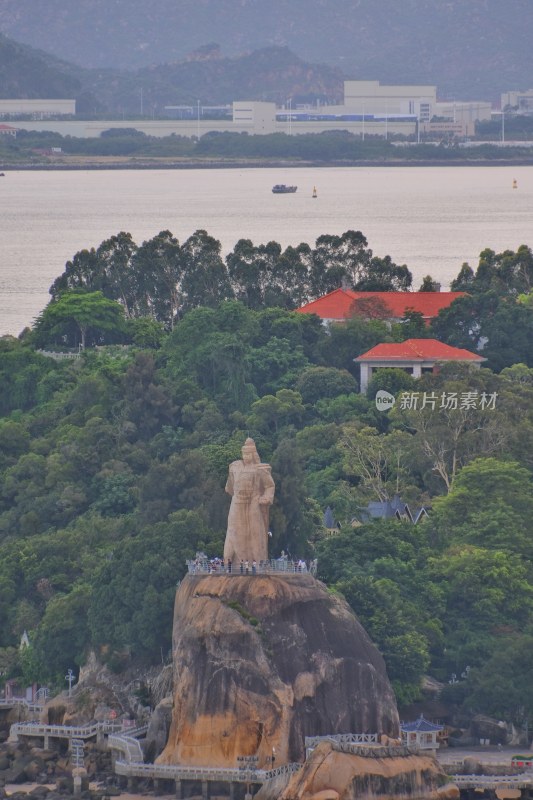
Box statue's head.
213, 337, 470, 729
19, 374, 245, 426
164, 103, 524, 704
242, 437, 260, 465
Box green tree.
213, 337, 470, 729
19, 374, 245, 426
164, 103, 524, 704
296, 366, 357, 404
33, 291, 125, 349
129, 230, 184, 328
181, 229, 232, 311
428, 545, 533, 676
339, 426, 413, 501
418, 275, 440, 291
311, 230, 371, 295
366, 367, 415, 400
226, 239, 282, 309
33, 582, 92, 683
247, 389, 305, 434
431, 457, 533, 557
317, 315, 391, 376
87, 510, 217, 659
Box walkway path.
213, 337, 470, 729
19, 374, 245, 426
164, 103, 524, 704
12, 720, 531, 796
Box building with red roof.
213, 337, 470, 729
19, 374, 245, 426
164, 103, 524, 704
295, 288, 465, 325
0, 123, 18, 137
355, 338, 486, 392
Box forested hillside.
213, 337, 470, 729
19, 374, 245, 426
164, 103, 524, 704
0, 34, 342, 113
1, 232, 533, 725
1, 0, 531, 100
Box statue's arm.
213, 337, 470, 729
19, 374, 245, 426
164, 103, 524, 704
258, 466, 275, 505
225, 464, 235, 497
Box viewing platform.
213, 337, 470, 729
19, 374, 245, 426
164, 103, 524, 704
186, 557, 317, 576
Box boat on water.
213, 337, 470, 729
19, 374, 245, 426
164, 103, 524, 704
272, 184, 297, 194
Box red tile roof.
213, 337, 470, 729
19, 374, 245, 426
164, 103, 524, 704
295, 288, 465, 321
355, 339, 485, 362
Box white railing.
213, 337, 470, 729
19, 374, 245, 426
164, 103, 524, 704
113, 758, 301, 784
0, 698, 44, 713
305, 733, 379, 748
108, 730, 147, 763
186, 559, 314, 576
11, 720, 124, 741
450, 774, 533, 788
37, 350, 81, 360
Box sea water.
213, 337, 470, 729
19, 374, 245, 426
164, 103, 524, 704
1, 165, 532, 336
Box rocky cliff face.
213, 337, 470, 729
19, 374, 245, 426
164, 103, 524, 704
157, 574, 399, 767
273, 740, 456, 800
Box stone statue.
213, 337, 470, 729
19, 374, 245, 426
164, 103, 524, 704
223, 438, 275, 564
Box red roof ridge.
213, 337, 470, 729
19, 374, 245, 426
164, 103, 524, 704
355, 337, 485, 362
296, 290, 465, 321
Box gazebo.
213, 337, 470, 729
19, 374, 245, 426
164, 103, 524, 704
401, 714, 443, 751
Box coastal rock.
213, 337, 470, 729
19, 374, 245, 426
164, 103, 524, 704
158, 574, 399, 767
274, 741, 451, 800
144, 696, 173, 761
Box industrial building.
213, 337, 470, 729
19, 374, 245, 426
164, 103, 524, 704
2, 82, 492, 139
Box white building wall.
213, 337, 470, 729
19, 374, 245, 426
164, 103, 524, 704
14, 116, 417, 139
233, 102, 277, 133
501, 89, 533, 111
434, 101, 492, 125
0, 99, 76, 117
343, 80, 436, 118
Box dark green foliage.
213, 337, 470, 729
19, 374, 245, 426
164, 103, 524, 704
433, 246, 533, 371
87, 510, 218, 660
0, 340, 58, 415
1, 237, 533, 725
296, 366, 357, 405
33, 291, 126, 350
366, 368, 416, 400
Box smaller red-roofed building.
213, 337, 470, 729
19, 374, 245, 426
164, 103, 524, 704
295, 288, 465, 325
355, 338, 485, 392
0, 123, 17, 137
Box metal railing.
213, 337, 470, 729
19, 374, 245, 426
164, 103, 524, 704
450, 774, 533, 788
71, 738, 85, 768
186, 559, 316, 576
0, 698, 44, 713
37, 350, 81, 360
10, 720, 124, 741
113, 758, 301, 784
108, 728, 148, 763
305, 733, 379, 748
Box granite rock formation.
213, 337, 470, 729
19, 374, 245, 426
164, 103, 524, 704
273, 740, 457, 800
157, 573, 399, 767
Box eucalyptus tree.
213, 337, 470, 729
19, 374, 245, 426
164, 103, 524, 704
49, 232, 138, 311
181, 229, 233, 312
129, 230, 184, 328
311, 230, 372, 296
94, 232, 138, 315
226, 239, 282, 309
272, 243, 315, 308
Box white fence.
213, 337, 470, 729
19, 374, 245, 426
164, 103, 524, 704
114, 758, 301, 784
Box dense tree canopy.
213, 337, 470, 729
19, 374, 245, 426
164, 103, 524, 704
1, 237, 532, 727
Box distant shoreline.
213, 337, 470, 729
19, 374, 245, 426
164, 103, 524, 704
2, 157, 533, 171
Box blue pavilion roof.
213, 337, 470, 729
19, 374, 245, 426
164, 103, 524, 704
401, 714, 443, 732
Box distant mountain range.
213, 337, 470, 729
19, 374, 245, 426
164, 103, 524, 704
0, 0, 532, 102
0, 35, 343, 114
